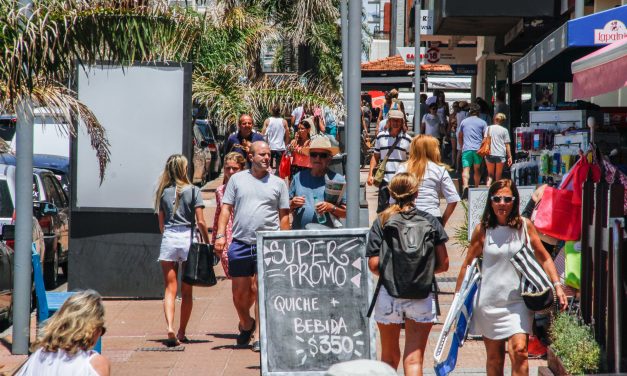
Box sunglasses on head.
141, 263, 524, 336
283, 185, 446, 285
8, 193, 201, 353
490, 195, 515, 204
309, 152, 330, 159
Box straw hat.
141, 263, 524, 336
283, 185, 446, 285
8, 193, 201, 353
302, 135, 340, 156
388, 109, 404, 119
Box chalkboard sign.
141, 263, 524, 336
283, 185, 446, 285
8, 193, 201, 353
256, 229, 376, 376
468, 186, 536, 239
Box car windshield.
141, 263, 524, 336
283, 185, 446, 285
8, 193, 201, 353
0, 179, 13, 218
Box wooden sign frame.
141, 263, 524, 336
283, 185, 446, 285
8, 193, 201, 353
256, 229, 376, 376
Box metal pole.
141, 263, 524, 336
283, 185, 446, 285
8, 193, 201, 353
413, 0, 421, 133
341, 0, 348, 112
346, 0, 361, 228
12, 0, 34, 355
389, 0, 397, 57
575, 0, 584, 18
611, 218, 624, 372
12, 100, 34, 355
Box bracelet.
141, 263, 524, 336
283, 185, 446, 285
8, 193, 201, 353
215, 234, 226, 240
552, 281, 563, 288
331, 205, 336, 214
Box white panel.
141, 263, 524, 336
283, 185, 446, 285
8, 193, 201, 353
76, 65, 185, 210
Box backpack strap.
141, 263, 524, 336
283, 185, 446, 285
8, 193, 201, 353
366, 241, 393, 318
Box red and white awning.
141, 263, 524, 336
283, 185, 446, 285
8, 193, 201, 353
572, 39, 627, 98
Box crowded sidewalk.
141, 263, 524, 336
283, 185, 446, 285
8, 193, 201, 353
0, 169, 545, 375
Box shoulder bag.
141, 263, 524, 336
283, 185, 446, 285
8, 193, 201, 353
477, 126, 491, 157
182, 187, 218, 286
509, 219, 555, 313
373, 135, 402, 187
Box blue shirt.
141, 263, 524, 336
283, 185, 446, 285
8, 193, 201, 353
224, 131, 265, 162
459, 116, 487, 152
289, 169, 346, 229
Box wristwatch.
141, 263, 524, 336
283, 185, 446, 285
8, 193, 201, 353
331, 205, 336, 214
215, 234, 226, 240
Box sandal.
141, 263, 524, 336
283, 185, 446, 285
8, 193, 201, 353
176, 335, 190, 343
165, 332, 181, 347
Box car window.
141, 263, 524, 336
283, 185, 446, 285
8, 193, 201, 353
50, 175, 68, 207
0, 179, 13, 217
33, 175, 41, 201
42, 175, 63, 208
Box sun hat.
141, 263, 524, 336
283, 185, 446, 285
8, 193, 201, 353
326, 360, 397, 376
388, 109, 404, 120
302, 135, 340, 156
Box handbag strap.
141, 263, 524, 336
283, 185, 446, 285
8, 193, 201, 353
366, 239, 393, 318
380, 134, 402, 168
190, 186, 197, 246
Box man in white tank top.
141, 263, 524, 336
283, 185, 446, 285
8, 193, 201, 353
262, 105, 290, 174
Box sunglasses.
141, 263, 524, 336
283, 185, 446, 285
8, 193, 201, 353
490, 195, 516, 204
309, 152, 330, 159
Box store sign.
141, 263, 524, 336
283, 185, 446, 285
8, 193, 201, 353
420, 10, 434, 35
396, 45, 476, 65
594, 20, 627, 44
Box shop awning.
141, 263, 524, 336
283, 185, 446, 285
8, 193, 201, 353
572, 38, 627, 98
513, 5, 627, 83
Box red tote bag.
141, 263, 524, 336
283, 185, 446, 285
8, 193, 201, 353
534, 158, 600, 240
278, 152, 292, 179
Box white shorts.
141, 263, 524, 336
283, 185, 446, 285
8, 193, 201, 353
158, 225, 192, 262
374, 286, 436, 325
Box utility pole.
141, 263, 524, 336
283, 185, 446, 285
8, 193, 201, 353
12, 1, 34, 355
346, 0, 361, 228
413, 0, 421, 133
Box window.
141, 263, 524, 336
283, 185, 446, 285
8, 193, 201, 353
42, 175, 62, 208
0, 179, 13, 218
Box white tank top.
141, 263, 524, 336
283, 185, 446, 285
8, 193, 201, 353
265, 117, 286, 151
16, 348, 101, 376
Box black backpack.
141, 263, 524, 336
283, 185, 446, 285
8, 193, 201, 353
367, 209, 437, 316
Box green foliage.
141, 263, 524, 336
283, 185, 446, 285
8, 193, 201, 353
453, 200, 470, 253
550, 312, 600, 375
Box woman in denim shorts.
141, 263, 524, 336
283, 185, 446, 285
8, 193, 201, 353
155, 154, 210, 346
484, 113, 513, 185
366, 173, 450, 376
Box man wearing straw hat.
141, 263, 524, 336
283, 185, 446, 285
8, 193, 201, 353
289, 135, 347, 229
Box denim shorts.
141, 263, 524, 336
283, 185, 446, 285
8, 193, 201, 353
159, 225, 192, 262
227, 239, 257, 277
485, 155, 507, 163
374, 287, 436, 325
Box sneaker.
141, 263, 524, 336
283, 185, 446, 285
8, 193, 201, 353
462, 187, 469, 200
252, 340, 260, 352
236, 319, 255, 346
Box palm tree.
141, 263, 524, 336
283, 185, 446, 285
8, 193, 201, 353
0, 0, 201, 180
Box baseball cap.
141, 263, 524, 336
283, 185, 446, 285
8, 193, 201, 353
388, 110, 404, 119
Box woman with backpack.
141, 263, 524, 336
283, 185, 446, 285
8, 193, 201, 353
366, 173, 450, 376
455, 179, 567, 376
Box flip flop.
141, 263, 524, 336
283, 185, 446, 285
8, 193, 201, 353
176, 335, 190, 343
166, 333, 181, 347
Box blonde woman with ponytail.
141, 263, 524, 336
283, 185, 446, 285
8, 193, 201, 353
155, 154, 209, 346
366, 173, 449, 376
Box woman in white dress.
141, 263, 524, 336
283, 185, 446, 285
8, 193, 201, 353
16, 290, 110, 376
455, 179, 567, 376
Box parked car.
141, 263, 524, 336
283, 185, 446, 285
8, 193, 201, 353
0, 153, 69, 197
0, 219, 45, 323
0, 164, 69, 288
193, 119, 223, 182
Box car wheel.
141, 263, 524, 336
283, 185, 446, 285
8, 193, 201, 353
43, 250, 59, 290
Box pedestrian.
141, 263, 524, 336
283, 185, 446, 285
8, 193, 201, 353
211, 152, 247, 279
420, 103, 443, 141
16, 290, 110, 376
455, 101, 469, 172
224, 114, 265, 165
368, 109, 412, 213
366, 173, 449, 376
289, 136, 346, 229
458, 103, 488, 198
261, 105, 290, 174
214, 141, 290, 352
484, 113, 513, 185
376, 90, 405, 132
475, 97, 492, 124
494, 91, 510, 129
154, 154, 209, 346
290, 104, 309, 132
395, 135, 460, 226
449, 101, 460, 169
323, 106, 339, 138
289, 119, 312, 176
361, 100, 372, 135
455, 179, 567, 376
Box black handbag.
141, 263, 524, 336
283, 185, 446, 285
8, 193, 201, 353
182, 187, 218, 286
510, 219, 556, 313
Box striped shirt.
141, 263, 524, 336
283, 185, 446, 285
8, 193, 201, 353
374, 131, 412, 183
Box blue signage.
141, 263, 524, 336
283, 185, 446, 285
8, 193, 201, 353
568, 5, 627, 46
